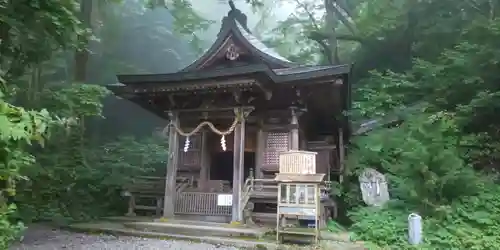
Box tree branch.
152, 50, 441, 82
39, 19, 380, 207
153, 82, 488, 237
309, 31, 364, 44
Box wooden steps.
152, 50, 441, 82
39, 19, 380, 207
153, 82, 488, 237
252, 212, 276, 224
250, 191, 277, 199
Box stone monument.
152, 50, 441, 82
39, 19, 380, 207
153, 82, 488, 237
359, 168, 390, 207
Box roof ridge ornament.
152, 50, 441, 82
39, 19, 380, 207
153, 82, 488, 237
226, 0, 251, 33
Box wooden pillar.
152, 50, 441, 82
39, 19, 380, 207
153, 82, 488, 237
290, 107, 300, 150
199, 130, 209, 191
163, 111, 180, 218
231, 109, 245, 222
255, 128, 265, 179
231, 107, 253, 222
338, 128, 345, 183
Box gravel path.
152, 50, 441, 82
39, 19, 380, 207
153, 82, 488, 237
10, 225, 240, 250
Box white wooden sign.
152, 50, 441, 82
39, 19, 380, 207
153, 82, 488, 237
217, 194, 232, 206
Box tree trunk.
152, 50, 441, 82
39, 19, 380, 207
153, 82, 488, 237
74, 0, 95, 82
324, 0, 340, 64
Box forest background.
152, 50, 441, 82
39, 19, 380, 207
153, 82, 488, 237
1, 0, 500, 249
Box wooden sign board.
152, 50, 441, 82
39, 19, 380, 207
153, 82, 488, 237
217, 194, 232, 206
279, 207, 316, 216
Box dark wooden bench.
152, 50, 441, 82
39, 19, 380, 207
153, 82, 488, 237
123, 176, 192, 216
123, 176, 165, 216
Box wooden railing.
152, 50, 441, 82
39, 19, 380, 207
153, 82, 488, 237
240, 175, 333, 223
175, 192, 232, 215
175, 176, 192, 192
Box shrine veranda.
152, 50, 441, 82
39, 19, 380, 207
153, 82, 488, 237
107, 2, 351, 224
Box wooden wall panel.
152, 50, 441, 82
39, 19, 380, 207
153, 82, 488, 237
262, 131, 289, 172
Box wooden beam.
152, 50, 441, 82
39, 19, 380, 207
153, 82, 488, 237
172, 106, 254, 113
125, 78, 257, 94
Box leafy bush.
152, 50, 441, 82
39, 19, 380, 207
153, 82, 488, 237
0, 204, 25, 250
0, 88, 54, 247
15, 135, 167, 223
343, 112, 500, 249
350, 188, 500, 249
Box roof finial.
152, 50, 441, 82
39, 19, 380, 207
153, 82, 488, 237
229, 0, 236, 10
226, 0, 251, 33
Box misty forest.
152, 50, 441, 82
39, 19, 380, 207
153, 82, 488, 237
1, 0, 500, 249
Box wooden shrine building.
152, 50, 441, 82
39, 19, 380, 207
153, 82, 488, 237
107, 2, 351, 224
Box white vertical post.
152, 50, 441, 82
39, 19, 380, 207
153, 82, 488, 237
408, 213, 422, 245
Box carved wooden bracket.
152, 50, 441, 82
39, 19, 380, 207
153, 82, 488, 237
232, 89, 241, 103
233, 106, 254, 121
255, 82, 272, 100
168, 94, 176, 107
290, 106, 305, 123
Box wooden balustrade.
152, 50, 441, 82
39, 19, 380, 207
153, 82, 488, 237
175, 192, 232, 215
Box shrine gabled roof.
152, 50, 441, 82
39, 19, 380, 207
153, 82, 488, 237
108, 2, 351, 94
181, 6, 297, 71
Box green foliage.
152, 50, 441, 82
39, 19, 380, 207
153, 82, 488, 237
326, 219, 346, 233
0, 204, 25, 249
261, 0, 361, 64
0, 86, 54, 246
0, 0, 86, 245
39, 83, 110, 118
345, 113, 500, 249
16, 135, 167, 223
0, 0, 84, 81
86, 136, 167, 187
1, 0, 178, 246
349, 188, 500, 249
341, 7, 500, 248
146, 0, 214, 54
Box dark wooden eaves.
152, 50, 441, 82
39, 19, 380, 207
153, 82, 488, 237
114, 64, 350, 87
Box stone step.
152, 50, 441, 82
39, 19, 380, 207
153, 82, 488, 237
104, 216, 156, 222
68, 221, 365, 249
123, 221, 267, 239
68, 222, 278, 249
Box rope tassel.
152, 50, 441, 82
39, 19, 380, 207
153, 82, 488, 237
221, 135, 226, 151
183, 136, 190, 152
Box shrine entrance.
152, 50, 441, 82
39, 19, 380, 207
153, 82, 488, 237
209, 131, 256, 187
210, 151, 233, 183
210, 151, 255, 187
